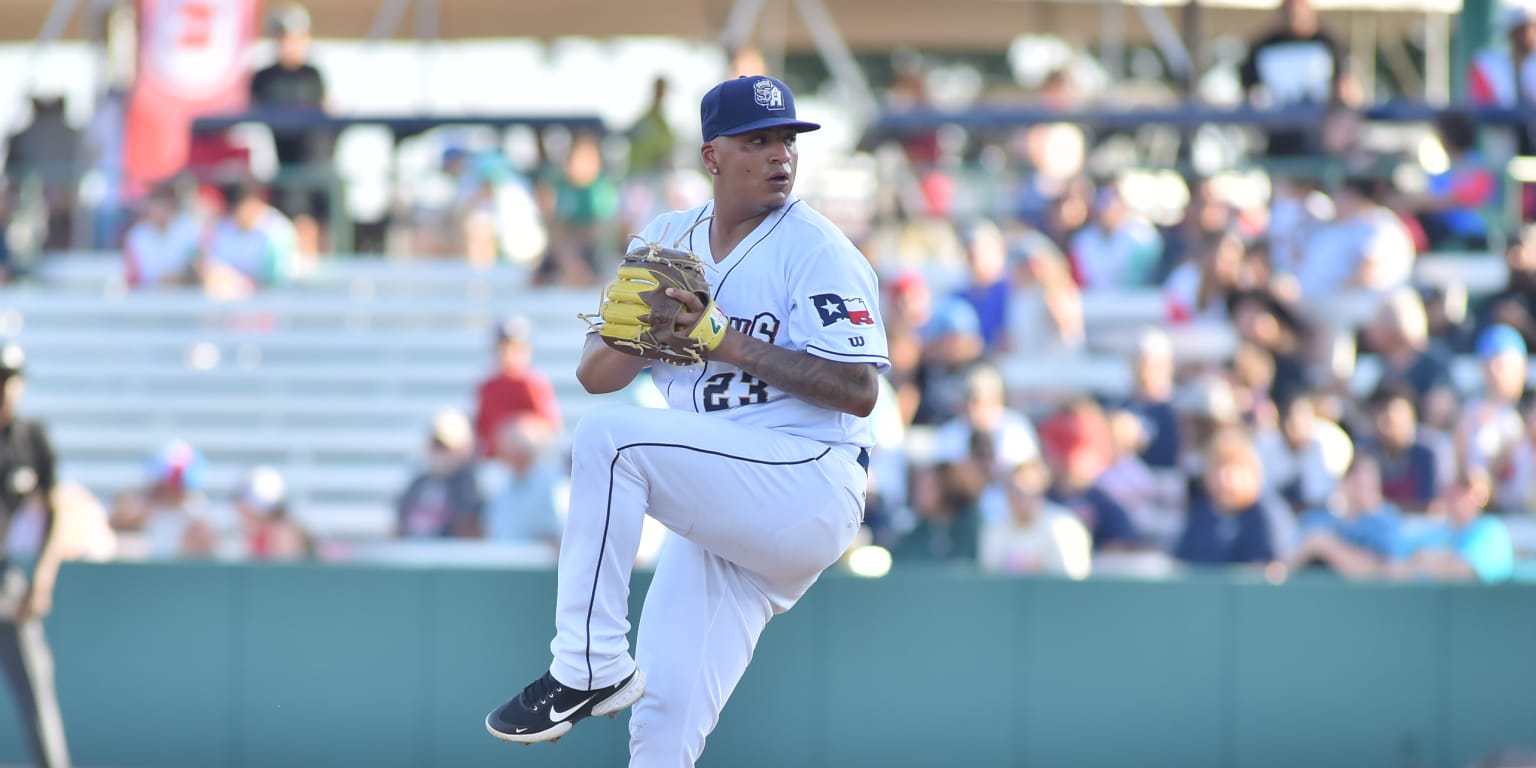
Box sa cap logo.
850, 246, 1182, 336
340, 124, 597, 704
753, 79, 785, 110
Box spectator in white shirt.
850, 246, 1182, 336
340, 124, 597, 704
1257, 394, 1355, 512
927, 365, 1041, 523
1069, 184, 1163, 290
202, 182, 298, 298
1163, 231, 1246, 322
978, 461, 1092, 578
124, 185, 203, 289
1295, 176, 1415, 301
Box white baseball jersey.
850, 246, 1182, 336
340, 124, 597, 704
636, 196, 890, 448
550, 195, 883, 767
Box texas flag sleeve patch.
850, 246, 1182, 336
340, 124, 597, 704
811, 293, 876, 326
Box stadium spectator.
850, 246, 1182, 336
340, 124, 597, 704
1419, 385, 1464, 493
1160, 177, 1237, 281
1098, 408, 1173, 546
123, 184, 202, 289
1239, 0, 1351, 156
1164, 231, 1246, 322
1455, 325, 1530, 510
533, 131, 619, 286
1004, 225, 1084, 354
1363, 287, 1454, 409
1231, 342, 1280, 429
893, 458, 982, 563
1069, 184, 1163, 290
396, 410, 483, 539
479, 417, 564, 549
1469, 2, 1536, 177
911, 297, 987, 426
1266, 180, 1331, 279
1011, 68, 1086, 225
422, 146, 546, 267
1295, 177, 1417, 301
2, 95, 80, 250
473, 315, 561, 458
953, 219, 1011, 352
249, 3, 331, 258
202, 182, 299, 298
1470, 3, 1536, 109
1288, 453, 1405, 576
108, 440, 217, 560
1172, 373, 1244, 502
883, 269, 932, 425
1390, 468, 1514, 583
1394, 112, 1497, 250
924, 365, 1039, 523
1175, 428, 1290, 565
620, 76, 678, 236
978, 461, 1092, 578
1122, 329, 1181, 471
232, 466, 310, 561
1041, 175, 1093, 254
1475, 226, 1536, 349
1039, 399, 1143, 551
1421, 283, 1477, 356
1257, 393, 1354, 513
1362, 385, 1441, 513
1230, 289, 1312, 408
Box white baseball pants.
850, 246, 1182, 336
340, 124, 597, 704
548, 406, 865, 768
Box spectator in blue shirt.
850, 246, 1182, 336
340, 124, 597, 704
953, 218, 1010, 352
1392, 468, 1515, 583
1039, 399, 1143, 551
1175, 429, 1286, 565
1362, 384, 1439, 512
479, 416, 563, 550
1288, 453, 1405, 577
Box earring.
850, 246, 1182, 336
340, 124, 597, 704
710, 167, 719, 174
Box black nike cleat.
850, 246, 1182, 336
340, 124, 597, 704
485, 669, 646, 744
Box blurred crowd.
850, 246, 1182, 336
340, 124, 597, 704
2, 0, 1535, 582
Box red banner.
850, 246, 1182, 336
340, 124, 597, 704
123, 0, 259, 196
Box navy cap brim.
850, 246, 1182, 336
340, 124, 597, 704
716, 117, 821, 138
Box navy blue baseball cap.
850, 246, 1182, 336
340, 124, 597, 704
700, 75, 821, 142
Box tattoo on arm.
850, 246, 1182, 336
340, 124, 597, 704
730, 336, 874, 414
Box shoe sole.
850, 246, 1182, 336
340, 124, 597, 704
485, 669, 646, 745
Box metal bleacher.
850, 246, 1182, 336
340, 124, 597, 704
0, 250, 1512, 542
5, 255, 612, 540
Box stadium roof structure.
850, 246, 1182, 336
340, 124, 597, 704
2, 0, 1461, 47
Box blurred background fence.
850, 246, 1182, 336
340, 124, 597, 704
0, 563, 1531, 768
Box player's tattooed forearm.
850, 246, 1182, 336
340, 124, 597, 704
731, 339, 875, 415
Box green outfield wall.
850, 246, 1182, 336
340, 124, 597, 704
0, 562, 1532, 768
